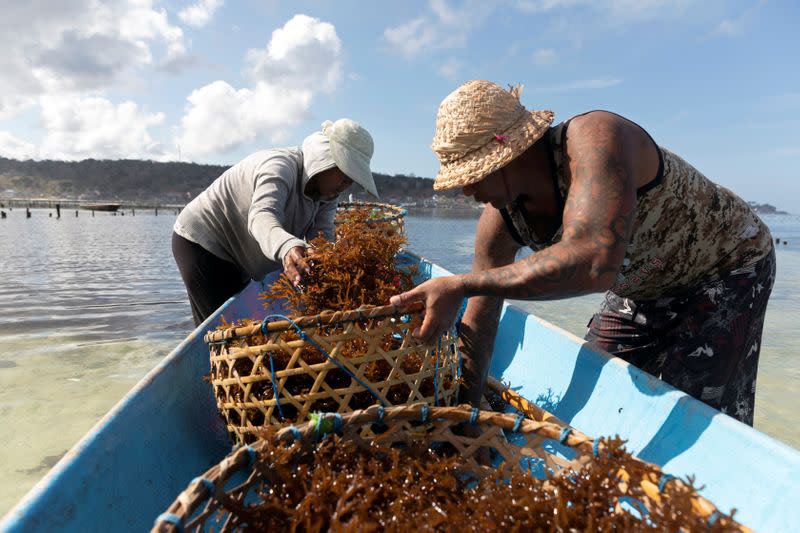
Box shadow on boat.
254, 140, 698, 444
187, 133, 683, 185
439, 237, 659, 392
490, 305, 716, 468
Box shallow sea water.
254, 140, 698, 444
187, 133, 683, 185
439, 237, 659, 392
0, 207, 797, 515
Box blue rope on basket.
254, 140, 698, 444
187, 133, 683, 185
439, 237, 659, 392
261, 314, 386, 407
155, 512, 183, 532
433, 336, 442, 406
267, 350, 285, 420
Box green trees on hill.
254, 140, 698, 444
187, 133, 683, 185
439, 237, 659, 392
0, 157, 454, 203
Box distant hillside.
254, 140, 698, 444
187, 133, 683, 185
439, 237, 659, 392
0, 156, 460, 205
748, 202, 789, 215
0, 156, 789, 214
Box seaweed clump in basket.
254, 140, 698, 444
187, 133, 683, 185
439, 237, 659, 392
210, 215, 458, 434
205, 435, 743, 532
261, 213, 413, 316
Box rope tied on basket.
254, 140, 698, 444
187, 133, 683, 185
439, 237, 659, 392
512, 413, 525, 432
155, 512, 183, 532
191, 477, 215, 494
262, 314, 386, 406
658, 473, 675, 492
309, 412, 343, 439
433, 336, 442, 406
267, 350, 285, 420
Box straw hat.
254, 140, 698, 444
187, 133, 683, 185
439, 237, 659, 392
322, 119, 379, 198
431, 80, 554, 191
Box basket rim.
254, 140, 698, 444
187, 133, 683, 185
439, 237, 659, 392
334, 201, 407, 224
153, 403, 746, 533
155, 404, 572, 530
204, 301, 424, 343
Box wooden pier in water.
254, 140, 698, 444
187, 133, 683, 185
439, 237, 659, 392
0, 196, 184, 217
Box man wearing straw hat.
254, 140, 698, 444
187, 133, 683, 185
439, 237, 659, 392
390, 80, 775, 425
173, 118, 378, 326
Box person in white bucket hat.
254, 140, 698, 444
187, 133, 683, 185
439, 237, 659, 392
172, 118, 377, 325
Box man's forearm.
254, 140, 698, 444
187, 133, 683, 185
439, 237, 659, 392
460, 243, 613, 301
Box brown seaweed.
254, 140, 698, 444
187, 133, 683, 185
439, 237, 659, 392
209, 434, 742, 532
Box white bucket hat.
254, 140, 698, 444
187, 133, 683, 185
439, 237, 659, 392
321, 119, 378, 198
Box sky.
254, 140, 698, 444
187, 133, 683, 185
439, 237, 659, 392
0, 0, 798, 210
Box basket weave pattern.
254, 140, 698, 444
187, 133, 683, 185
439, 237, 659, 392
154, 403, 749, 533
334, 201, 406, 237
205, 304, 459, 444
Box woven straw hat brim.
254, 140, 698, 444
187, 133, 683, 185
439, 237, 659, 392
433, 109, 554, 191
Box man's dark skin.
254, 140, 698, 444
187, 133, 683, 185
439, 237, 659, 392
282, 167, 353, 286
390, 111, 660, 405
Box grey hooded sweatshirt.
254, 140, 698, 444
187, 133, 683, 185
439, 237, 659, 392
173, 133, 338, 282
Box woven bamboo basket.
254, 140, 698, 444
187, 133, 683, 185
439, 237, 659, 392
153, 403, 749, 532
334, 201, 406, 237
205, 302, 460, 444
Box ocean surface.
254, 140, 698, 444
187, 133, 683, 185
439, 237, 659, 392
0, 206, 798, 515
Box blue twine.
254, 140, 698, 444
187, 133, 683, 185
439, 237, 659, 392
377, 405, 385, 425
707, 511, 720, 526
263, 314, 385, 406
433, 336, 442, 406
155, 512, 183, 532
267, 351, 285, 420
289, 426, 302, 441
592, 438, 601, 457
512, 413, 524, 432
245, 446, 257, 467
559, 427, 572, 444
469, 407, 479, 425
420, 404, 429, 423
191, 477, 215, 494
456, 348, 462, 379
658, 474, 675, 492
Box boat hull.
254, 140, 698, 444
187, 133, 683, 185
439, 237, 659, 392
2, 251, 799, 532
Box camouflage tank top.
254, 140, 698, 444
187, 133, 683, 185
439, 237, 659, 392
500, 113, 773, 300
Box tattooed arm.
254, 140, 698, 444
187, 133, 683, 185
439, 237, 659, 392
463, 113, 637, 299
391, 112, 640, 343
459, 205, 520, 406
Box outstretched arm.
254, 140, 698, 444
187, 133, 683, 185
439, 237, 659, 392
461, 115, 637, 299
391, 113, 638, 343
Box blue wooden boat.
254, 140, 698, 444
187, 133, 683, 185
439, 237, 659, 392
1, 251, 799, 532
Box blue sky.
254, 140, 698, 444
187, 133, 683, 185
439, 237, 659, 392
1, 0, 798, 210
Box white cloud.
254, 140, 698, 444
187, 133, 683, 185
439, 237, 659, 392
0, 132, 38, 160
0, 0, 186, 98
178, 15, 342, 159
384, 18, 439, 59
532, 48, 557, 65
384, 0, 495, 58
0, 96, 36, 121
534, 77, 623, 91
514, 0, 588, 12
516, 0, 691, 22
711, 2, 764, 38
177, 81, 311, 157
438, 57, 463, 79
245, 14, 342, 91
179, 0, 224, 28
38, 95, 166, 160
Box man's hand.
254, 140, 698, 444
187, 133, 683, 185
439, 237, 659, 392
282, 246, 311, 286
389, 276, 466, 344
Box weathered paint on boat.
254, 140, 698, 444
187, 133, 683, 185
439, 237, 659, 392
1, 251, 799, 532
